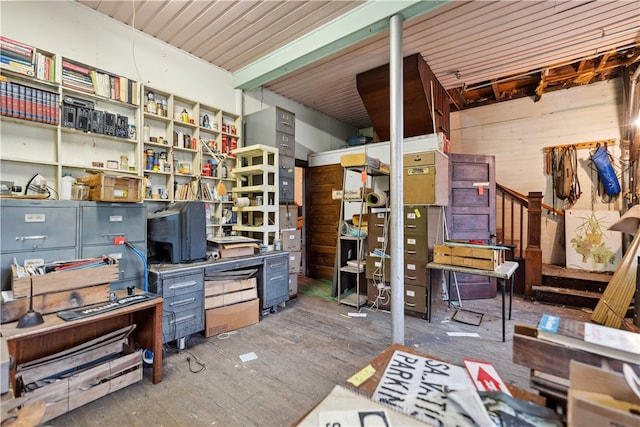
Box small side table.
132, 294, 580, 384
427, 261, 519, 342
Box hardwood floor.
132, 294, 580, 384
49, 280, 590, 426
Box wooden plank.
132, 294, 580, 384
1, 284, 110, 323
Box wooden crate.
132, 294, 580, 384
11, 260, 118, 298
1, 284, 110, 324
78, 172, 142, 202
433, 244, 504, 271
17, 341, 142, 423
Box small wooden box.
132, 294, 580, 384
11, 260, 119, 298
433, 244, 504, 271
79, 172, 142, 202
204, 277, 258, 309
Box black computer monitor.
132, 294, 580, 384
147, 201, 207, 263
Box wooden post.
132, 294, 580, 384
525, 192, 543, 298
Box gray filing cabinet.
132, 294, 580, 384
0, 200, 79, 291
244, 106, 296, 204
0, 200, 146, 292
148, 267, 204, 344
79, 202, 146, 291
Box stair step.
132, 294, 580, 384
532, 285, 602, 310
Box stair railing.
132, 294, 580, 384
496, 185, 563, 297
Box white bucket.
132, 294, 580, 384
60, 174, 76, 200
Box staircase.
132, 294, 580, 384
535, 264, 612, 309
496, 184, 613, 308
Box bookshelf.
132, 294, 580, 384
140, 86, 242, 236
0, 36, 241, 229
1, 37, 141, 199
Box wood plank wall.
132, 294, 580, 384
450, 79, 624, 265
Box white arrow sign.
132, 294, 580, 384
463, 358, 512, 396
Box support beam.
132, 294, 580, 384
389, 13, 404, 345
233, 1, 447, 90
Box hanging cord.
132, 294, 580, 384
550, 147, 557, 215
124, 240, 148, 292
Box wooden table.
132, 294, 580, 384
0, 291, 164, 388
427, 261, 519, 342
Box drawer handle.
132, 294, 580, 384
101, 233, 125, 237
169, 314, 195, 325
405, 302, 416, 307
406, 276, 416, 280
407, 250, 417, 255
169, 280, 198, 290
16, 235, 47, 241
281, 143, 289, 148
169, 297, 196, 307
269, 264, 285, 269
270, 274, 285, 281
407, 225, 416, 228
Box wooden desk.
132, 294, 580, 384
0, 292, 163, 388
427, 261, 519, 342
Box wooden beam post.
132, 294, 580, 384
525, 192, 543, 298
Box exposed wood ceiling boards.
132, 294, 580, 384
77, 0, 640, 129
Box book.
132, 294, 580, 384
62, 60, 90, 75
537, 314, 640, 364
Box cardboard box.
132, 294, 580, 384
204, 298, 259, 337
79, 172, 142, 203
281, 229, 301, 251
340, 153, 380, 168
289, 273, 298, 296
288, 251, 301, 273
218, 243, 257, 258
279, 205, 298, 230
568, 361, 640, 427
12, 260, 119, 298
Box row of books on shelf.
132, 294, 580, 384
172, 181, 227, 202
0, 36, 55, 82
0, 79, 60, 124
62, 60, 137, 105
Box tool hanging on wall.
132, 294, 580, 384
551, 145, 581, 207
590, 144, 621, 198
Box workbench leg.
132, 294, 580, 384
509, 277, 513, 320
501, 278, 506, 342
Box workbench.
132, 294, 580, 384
0, 291, 164, 389
427, 261, 518, 342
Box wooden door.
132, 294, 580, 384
305, 164, 343, 279
446, 154, 497, 299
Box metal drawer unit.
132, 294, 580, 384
0, 200, 79, 291
148, 269, 204, 344
244, 106, 296, 204
263, 252, 289, 310
79, 202, 146, 291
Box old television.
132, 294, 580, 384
147, 201, 207, 263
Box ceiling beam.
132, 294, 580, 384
232, 0, 448, 90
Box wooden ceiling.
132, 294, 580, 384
77, 0, 640, 129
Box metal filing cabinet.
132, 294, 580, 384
79, 202, 146, 291
403, 205, 432, 317
148, 267, 204, 344
244, 106, 296, 204
0, 200, 79, 291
